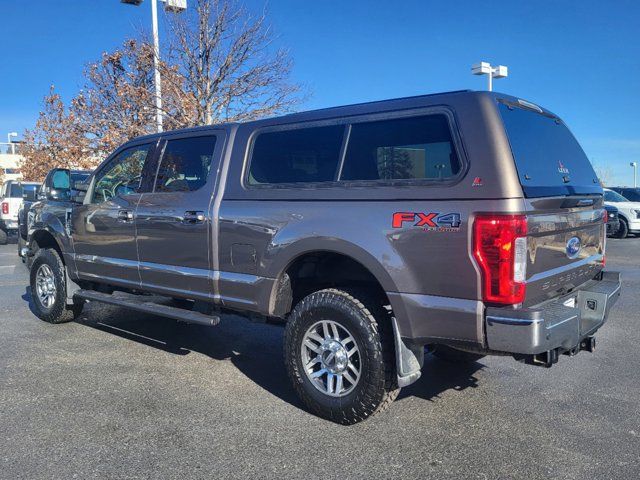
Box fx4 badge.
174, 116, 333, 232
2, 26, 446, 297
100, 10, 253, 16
392, 212, 461, 231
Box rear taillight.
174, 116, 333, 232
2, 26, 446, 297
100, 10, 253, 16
473, 214, 528, 305
1, 202, 8, 215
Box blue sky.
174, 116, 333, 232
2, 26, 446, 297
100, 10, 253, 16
1, 0, 638, 185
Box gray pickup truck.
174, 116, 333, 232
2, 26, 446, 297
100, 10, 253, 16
25, 90, 621, 424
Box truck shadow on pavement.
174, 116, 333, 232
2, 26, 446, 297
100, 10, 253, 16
22, 287, 484, 413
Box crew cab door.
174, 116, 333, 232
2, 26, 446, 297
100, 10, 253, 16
72, 141, 157, 288
135, 132, 223, 301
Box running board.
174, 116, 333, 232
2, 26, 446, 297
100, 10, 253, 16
74, 290, 220, 327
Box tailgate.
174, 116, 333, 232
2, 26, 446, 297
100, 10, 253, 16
525, 198, 605, 306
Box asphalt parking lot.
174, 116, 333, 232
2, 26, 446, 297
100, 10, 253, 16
0, 239, 638, 479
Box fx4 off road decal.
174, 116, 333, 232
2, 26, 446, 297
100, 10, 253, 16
392, 212, 462, 232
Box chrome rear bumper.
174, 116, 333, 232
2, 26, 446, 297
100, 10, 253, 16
485, 271, 621, 355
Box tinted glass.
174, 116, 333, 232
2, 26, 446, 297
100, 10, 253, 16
155, 136, 217, 192
340, 115, 460, 181
22, 184, 39, 201
604, 190, 627, 203
249, 125, 344, 185
499, 103, 600, 197
8, 183, 22, 198
71, 172, 91, 184
93, 144, 151, 203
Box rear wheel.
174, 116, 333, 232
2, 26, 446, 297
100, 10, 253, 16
30, 248, 83, 324
284, 289, 399, 424
431, 345, 486, 364
614, 218, 629, 239
0, 229, 7, 245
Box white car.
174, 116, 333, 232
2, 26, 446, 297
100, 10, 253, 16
604, 188, 640, 238
0, 180, 40, 245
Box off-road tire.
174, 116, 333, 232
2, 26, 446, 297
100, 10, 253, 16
0, 229, 7, 245
431, 345, 486, 363
284, 288, 399, 425
614, 217, 629, 239
30, 248, 83, 324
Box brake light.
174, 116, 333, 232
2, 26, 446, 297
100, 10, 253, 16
1, 202, 8, 215
473, 214, 528, 305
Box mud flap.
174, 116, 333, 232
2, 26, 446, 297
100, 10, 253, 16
392, 317, 424, 387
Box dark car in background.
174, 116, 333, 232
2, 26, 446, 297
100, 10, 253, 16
18, 169, 92, 266
605, 204, 620, 237
610, 187, 640, 202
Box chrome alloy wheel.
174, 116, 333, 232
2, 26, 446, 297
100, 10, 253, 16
35, 264, 57, 309
301, 320, 361, 397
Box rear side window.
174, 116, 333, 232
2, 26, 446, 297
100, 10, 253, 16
248, 125, 344, 185
8, 183, 23, 198
340, 114, 461, 181
155, 136, 217, 193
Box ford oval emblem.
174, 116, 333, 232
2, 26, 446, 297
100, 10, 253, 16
566, 236, 581, 259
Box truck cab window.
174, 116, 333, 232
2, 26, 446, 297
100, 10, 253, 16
92, 144, 151, 204
248, 125, 344, 185
154, 136, 217, 193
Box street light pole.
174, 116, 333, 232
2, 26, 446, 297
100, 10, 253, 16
471, 62, 508, 91
150, 0, 163, 132
120, 0, 187, 133
631, 162, 638, 188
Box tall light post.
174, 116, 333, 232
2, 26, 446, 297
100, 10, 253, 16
7, 132, 17, 154
471, 62, 508, 91
631, 162, 638, 188
120, 0, 187, 132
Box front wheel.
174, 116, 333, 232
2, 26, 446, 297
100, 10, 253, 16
614, 218, 629, 239
284, 289, 399, 424
30, 248, 83, 324
0, 229, 7, 245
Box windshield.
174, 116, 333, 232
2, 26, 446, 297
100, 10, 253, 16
498, 102, 601, 197
605, 190, 629, 203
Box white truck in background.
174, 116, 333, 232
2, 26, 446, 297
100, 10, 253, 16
0, 180, 40, 245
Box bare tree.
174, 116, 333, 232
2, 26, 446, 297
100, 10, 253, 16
20, 0, 304, 178
72, 39, 193, 156
19, 86, 94, 182
593, 163, 614, 187
165, 0, 303, 125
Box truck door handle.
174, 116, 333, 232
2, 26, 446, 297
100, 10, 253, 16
117, 210, 134, 222
183, 211, 205, 224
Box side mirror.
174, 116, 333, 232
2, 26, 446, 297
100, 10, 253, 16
47, 169, 71, 201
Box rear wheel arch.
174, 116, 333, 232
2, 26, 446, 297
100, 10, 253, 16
268, 244, 398, 318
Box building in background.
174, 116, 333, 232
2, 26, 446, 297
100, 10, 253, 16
0, 142, 24, 183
